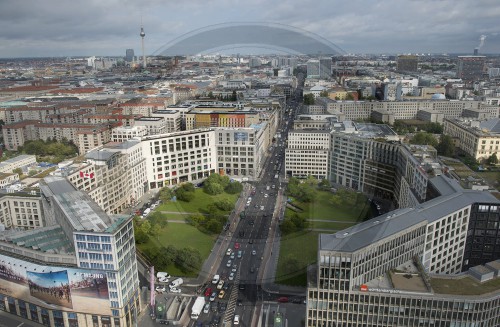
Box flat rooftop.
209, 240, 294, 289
320, 179, 500, 253
430, 276, 500, 296
40, 176, 113, 232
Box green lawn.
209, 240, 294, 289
276, 190, 371, 286
290, 191, 370, 223
157, 188, 239, 214
275, 231, 319, 286
137, 223, 216, 277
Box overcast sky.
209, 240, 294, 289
0, 0, 499, 58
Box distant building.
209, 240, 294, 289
319, 57, 332, 79
125, 49, 134, 62
306, 59, 320, 79
396, 55, 418, 72
457, 56, 486, 81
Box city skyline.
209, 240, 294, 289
1, 0, 500, 58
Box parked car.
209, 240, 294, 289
277, 297, 289, 303
218, 290, 225, 299
209, 292, 217, 302
155, 286, 166, 293
204, 287, 212, 297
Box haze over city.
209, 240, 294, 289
1, 0, 500, 57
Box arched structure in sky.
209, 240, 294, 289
154, 22, 346, 56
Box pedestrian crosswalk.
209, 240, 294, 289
223, 266, 241, 323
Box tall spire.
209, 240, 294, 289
140, 21, 146, 69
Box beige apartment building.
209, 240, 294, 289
444, 118, 500, 160
0, 192, 43, 229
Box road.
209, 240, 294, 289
140, 82, 306, 327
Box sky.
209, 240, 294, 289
0, 0, 499, 58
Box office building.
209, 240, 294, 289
307, 176, 500, 326
285, 130, 330, 179
125, 49, 134, 62
457, 56, 486, 81
307, 59, 320, 79
396, 55, 418, 72
0, 176, 141, 327
319, 57, 332, 79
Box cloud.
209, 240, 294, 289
0, 0, 499, 57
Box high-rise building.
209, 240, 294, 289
319, 57, 332, 79
307, 176, 500, 326
0, 176, 141, 327
306, 59, 320, 79
125, 49, 134, 62
396, 55, 419, 72
457, 56, 486, 81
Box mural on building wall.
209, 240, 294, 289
0, 254, 111, 315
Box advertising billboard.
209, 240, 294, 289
0, 254, 111, 315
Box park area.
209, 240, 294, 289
275, 186, 371, 286
134, 175, 241, 277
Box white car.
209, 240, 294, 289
234, 315, 240, 325
155, 286, 166, 293
158, 276, 170, 283
170, 287, 181, 293
229, 272, 235, 281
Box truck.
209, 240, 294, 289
169, 278, 183, 289
191, 296, 205, 319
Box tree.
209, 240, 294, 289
214, 199, 234, 211
175, 247, 202, 273
28, 170, 38, 177
488, 153, 499, 165
203, 181, 224, 195
279, 218, 296, 235
13, 168, 23, 175
303, 93, 315, 105
436, 135, 455, 157
208, 91, 214, 99
148, 212, 168, 229
319, 90, 329, 97
175, 188, 195, 202
225, 181, 243, 194
410, 132, 438, 147
140, 220, 152, 235
159, 187, 174, 203
318, 179, 331, 191
134, 229, 149, 244
345, 93, 355, 100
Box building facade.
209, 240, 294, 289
0, 176, 141, 327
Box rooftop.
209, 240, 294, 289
320, 178, 500, 253
40, 177, 113, 232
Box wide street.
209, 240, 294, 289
137, 80, 306, 327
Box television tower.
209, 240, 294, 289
140, 25, 146, 69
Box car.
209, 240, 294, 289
219, 302, 226, 312
231, 265, 237, 273
248, 220, 254, 225
158, 276, 169, 283
239, 284, 246, 290
204, 287, 213, 297
237, 299, 242, 306
250, 267, 255, 273
203, 303, 210, 314
234, 242, 240, 249
155, 286, 166, 293
217, 280, 225, 290
226, 248, 232, 256
264, 193, 268, 198
252, 250, 257, 256
248, 239, 254, 244
170, 288, 181, 293
223, 283, 229, 290
260, 206, 264, 211
230, 252, 235, 260
272, 185, 276, 189
218, 290, 225, 299
237, 250, 242, 258
210, 292, 217, 302
234, 315, 240, 325
158, 320, 169, 325
211, 315, 221, 326
226, 260, 232, 267
277, 297, 289, 303
229, 272, 235, 281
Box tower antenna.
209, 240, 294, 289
140, 17, 146, 69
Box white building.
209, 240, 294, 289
0, 154, 37, 174
111, 125, 148, 143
